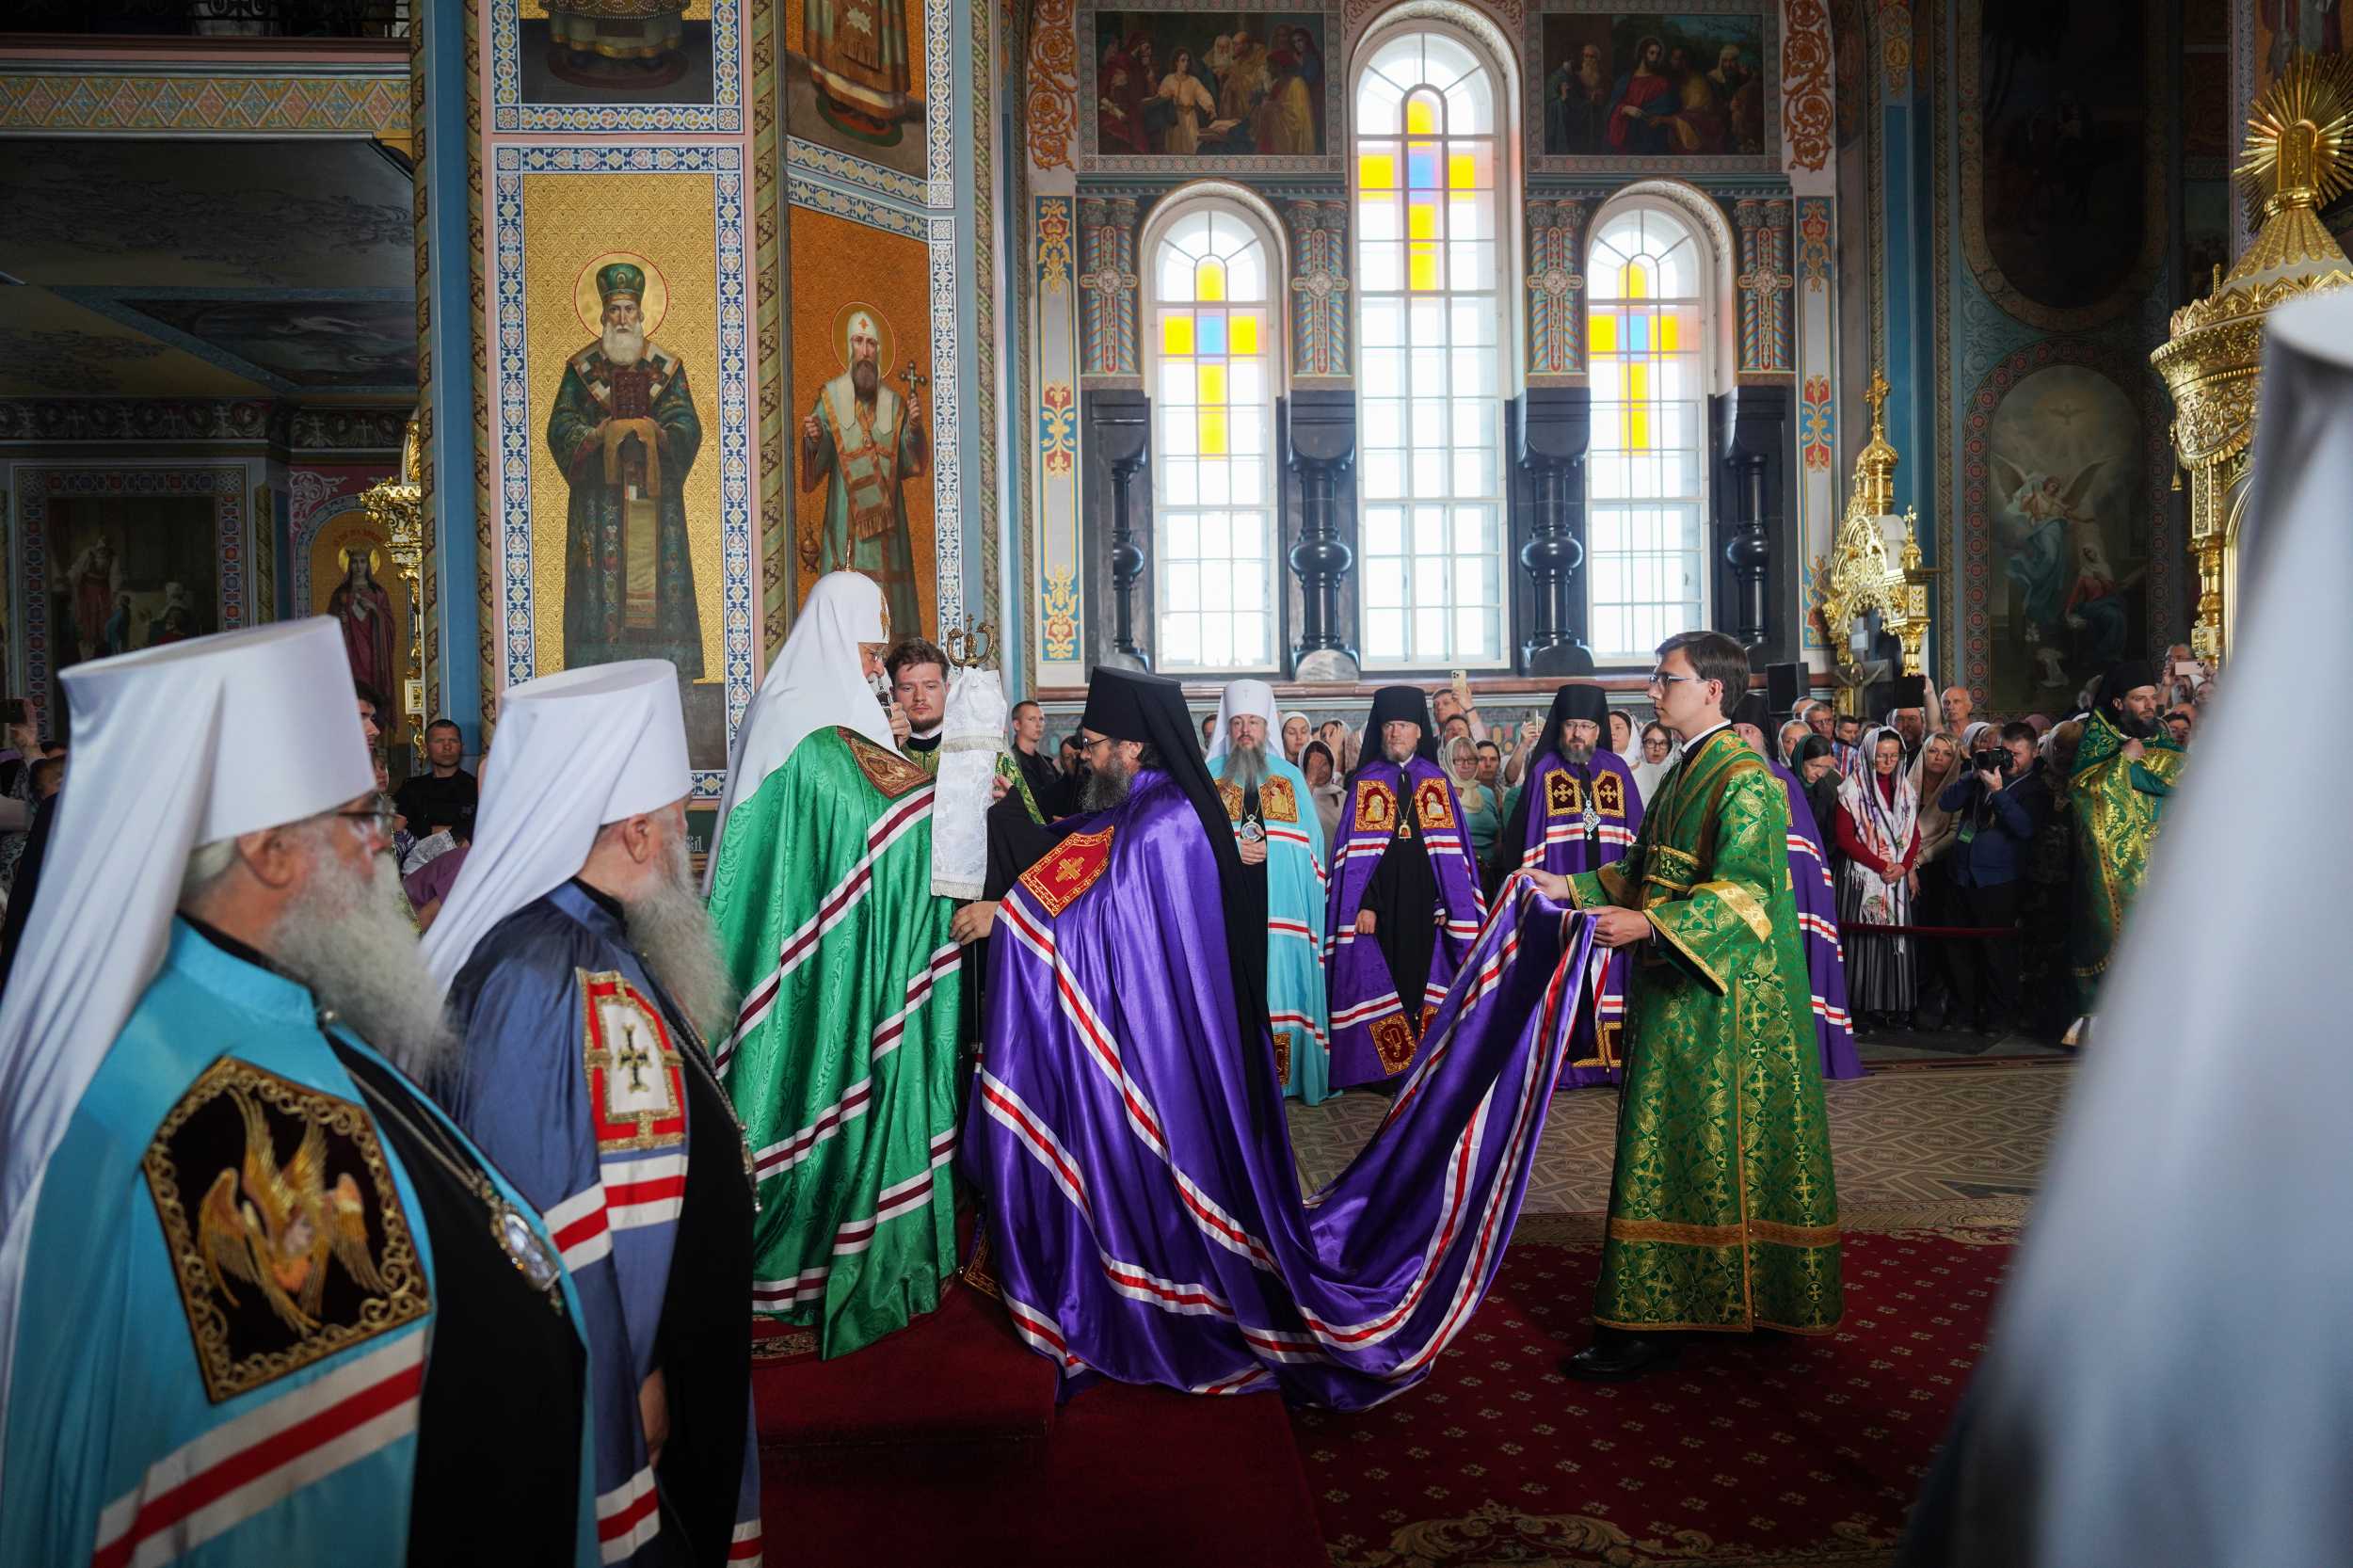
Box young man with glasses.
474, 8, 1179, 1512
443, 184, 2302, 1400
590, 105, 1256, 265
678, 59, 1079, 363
1528, 630, 1842, 1380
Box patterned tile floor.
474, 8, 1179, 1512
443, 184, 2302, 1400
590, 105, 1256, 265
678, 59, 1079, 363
1288, 1062, 2073, 1214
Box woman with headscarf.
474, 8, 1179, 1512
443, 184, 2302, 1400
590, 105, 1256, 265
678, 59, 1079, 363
1604, 708, 1637, 763
1629, 719, 1673, 805
1280, 711, 1311, 765
1835, 725, 1921, 1028
1777, 718, 1811, 769
1300, 738, 1344, 852
1793, 733, 1843, 847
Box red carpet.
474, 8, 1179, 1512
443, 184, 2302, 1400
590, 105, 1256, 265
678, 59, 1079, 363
756, 1282, 1324, 1565
1294, 1204, 2022, 1567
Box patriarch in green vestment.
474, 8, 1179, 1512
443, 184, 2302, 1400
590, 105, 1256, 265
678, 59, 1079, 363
549, 261, 705, 680
2065, 660, 2185, 1017
704, 570, 963, 1356
1532, 630, 1841, 1382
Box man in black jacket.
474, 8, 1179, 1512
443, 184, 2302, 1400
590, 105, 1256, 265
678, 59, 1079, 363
1935, 721, 2050, 1036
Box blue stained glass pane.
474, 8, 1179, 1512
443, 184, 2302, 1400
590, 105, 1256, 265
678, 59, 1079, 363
1198, 313, 1228, 355
1407, 148, 1438, 189
1627, 312, 1649, 351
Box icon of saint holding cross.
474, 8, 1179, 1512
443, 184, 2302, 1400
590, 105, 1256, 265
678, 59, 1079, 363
800, 303, 930, 637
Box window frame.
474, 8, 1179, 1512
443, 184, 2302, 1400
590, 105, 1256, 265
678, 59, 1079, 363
1347, 10, 1525, 674
1137, 184, 1290, 677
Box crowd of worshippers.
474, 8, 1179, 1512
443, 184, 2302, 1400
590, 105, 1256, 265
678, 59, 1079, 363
981, 648, 2204, 1048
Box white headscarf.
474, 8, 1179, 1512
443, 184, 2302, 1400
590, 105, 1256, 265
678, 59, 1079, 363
1206, 679, 1281, 765
0, 618, 373, 1490
1837, 724, 1918, 862
706, 571, 892, 887
1904, 285, 2353, 1568
1278, 710, 1311, 761
424, 661, 689, 993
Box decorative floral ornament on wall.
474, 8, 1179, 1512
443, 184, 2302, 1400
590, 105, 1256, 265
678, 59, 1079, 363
1781, 0, 1834, 173
1027, 0, 1080, 171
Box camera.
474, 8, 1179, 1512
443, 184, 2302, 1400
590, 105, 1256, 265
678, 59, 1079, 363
1972, 747, 2008, 776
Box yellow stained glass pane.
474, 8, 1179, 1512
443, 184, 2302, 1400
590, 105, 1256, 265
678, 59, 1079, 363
1588, 312, 1617, 354
1200, 408, 1229, 455
1628, 361, 1649, 402
1230, 312, 1260, 356
1407, 199, 1437, 239
1162, 313, 1194, 356
1629, 408, 1650, 450
1198, 259, 1225, 302
1660, 313, 1680, 352
1449, 152, 1476, 189
1199, 362, 1228, 406
1625, 263, 1648, 299
1405, 94, 1437, 135
1408, 243, 1438, 292
1359, 152, 1396, 190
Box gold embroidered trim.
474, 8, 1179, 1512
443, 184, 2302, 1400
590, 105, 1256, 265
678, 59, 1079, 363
1259, 776, 1300, 823
1694, 879, 1772, 941
1607, 1216, 1841, 1249
1642, 910, 1725, 995
582, 969, 688, 1153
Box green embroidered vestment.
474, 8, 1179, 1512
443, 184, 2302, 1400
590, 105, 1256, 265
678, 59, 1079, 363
1565, 728, 1843, 1335
2066, 710, 2185, 1013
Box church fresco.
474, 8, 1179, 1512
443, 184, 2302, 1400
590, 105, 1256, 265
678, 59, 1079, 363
785, 0, 926, 177
787, 203, 938, 641
1975, 362, 2146, 713
497, 152, 749, 782
496, 0, 739, 132
1078, 0, 1341, 173
1535, 11, 1766, 157
40, 493, 218, 728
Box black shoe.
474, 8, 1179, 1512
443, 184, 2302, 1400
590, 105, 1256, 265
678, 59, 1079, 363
1561, 1331, 1682, 1382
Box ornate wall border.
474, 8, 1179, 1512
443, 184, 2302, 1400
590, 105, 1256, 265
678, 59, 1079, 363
1076, 0, 1348, 176
1524, 0, 1784, 177
12, 465, 249, 739
970, 0, 1000, 629
488, 0, 744, 133
1954, 336, 2172, 707
489, 144, 754, 800
0, 69, 408, 136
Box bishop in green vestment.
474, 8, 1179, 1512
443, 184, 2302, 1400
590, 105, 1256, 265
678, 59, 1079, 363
2066, 661, 2185, 1016
1536, 632, 1840, 1380
548, 262, 705, 680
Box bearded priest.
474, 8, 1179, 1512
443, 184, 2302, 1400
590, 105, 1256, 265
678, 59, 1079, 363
1531, 631, 1841, 1381
1488, 682, 1642, 1089
0, 621, 599, 1567
1325, 685, 1486, 1089
703, 571, 962, 1357
424, 662, 762, 1568
1207, 679, 1332, 1104
2067, 659, 2184, 1018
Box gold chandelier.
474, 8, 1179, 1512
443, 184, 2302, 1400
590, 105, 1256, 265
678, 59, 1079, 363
2151, 53, 2353, 664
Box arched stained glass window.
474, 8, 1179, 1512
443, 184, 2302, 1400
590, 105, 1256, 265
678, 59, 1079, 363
1585, 205, 1709, 661
1353, 28, 1507, 668
1148, 203, 1278, 671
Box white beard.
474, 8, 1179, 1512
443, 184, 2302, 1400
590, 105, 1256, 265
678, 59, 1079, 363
603, 323, 648, 367
270, 835, 456, 1084
623, 835, 741, 1047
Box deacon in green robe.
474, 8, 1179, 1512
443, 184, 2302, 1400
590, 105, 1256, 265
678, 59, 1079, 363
2066, 661, 2185, 1016
548, 261, 705, 680
1536, 631, 1841, 1381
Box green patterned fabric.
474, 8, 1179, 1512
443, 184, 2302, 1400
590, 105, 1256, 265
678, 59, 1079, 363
2066, 710, 2185, 1013
708, 726, 962, 1356
1566, 728, 1842, 1335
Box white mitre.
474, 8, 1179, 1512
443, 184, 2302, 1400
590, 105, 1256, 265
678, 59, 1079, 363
932, 663, 1009, 900
0, 617, 374, 1492
1206, 678, 1281, 765
424, 660, 690, 994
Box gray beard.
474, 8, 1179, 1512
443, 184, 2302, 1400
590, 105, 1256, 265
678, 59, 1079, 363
1224, 739, 1269, 795
622, 836, 740, 1047
271, 838, 456, 1083
1383, 741, 1417, 765
603, 324, 647, 367
1080, 755, 1135, 812
1562, 742, 1595, 766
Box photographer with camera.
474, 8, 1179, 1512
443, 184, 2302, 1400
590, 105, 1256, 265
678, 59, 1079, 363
1934, 720, 2051, 1037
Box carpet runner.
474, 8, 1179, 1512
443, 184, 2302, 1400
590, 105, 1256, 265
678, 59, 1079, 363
1294, 1197, 2025, 1568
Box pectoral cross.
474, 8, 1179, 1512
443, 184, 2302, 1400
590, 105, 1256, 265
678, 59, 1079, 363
896, 360, 929, 402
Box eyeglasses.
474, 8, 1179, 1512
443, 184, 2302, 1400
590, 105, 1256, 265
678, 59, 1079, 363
1644, 670, 1711, 692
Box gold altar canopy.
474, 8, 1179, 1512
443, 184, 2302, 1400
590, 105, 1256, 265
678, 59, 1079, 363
1813, 371, 1936, 712
2153, 53, 2353, 664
